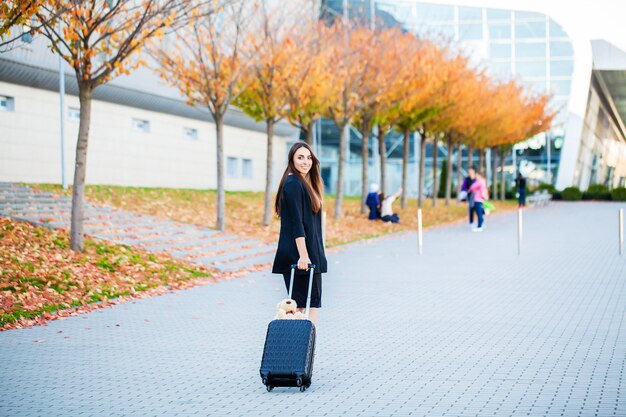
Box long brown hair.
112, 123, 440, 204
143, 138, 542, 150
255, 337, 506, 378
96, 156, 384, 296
275, 142, 323, 216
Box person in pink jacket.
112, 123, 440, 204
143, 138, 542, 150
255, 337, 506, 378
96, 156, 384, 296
468, 171, 489, 232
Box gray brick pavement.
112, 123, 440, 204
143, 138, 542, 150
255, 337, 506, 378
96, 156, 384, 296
1, 202, 625, 416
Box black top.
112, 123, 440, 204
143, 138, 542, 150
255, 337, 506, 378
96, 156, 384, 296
272, 175, 327, 275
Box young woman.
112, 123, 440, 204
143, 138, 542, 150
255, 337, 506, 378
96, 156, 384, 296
468, 170, 489, 232
272, 142, 327, 325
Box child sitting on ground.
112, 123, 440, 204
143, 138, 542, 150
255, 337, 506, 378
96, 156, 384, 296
380, 187, 402, 223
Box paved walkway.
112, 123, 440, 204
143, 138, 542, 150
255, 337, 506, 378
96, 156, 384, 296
0, 183, 274, 273
1, 202, 625, 416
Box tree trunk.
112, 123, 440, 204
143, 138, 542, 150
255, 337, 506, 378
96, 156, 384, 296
304, 121, 313, 145
500, 148, 506, 200
378, 126, 386, 196
360, 118, 370, 214
478, 149, 484, 176
401, 128, 410, 208
456, 143, 462, 205
445, 137, 453, 206
263, 118, 274, 226
418, 133, 426, 208
215, 112, 226, 231
491, 147, 498, 199
467, 145, 473, 170
432, 135, 438, 207
70, 83, 93, 251
334, 123, 346, 219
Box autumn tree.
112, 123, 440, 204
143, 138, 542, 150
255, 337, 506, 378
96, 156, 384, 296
235, 0, 307, 226
391, 40, 451, 208
152, 0, 251, 231
282, 21, 331, 146
0, 0, 43, 44
321, 22, 381, 219
352, 26, 407, 212
32, 0, 204, 251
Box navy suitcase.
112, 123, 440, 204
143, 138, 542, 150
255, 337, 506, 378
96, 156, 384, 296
260, 264, 316, 392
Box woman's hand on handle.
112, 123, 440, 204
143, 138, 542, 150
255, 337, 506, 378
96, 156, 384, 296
295, 237, 310, 270
297, 256, 311, 270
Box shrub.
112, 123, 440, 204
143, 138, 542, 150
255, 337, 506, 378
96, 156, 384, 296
583, 184, 611, 200
611, 187, 626, 201
562, 186, 582, 201
536, 183, 557, 194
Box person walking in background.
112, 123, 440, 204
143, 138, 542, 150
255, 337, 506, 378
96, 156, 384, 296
272, 142, 327, 325
365, 183, 381, 220
468, 171, 489, 232
515, 172, 527, 208
380, 187, 402, 223
462, 167, 477, 228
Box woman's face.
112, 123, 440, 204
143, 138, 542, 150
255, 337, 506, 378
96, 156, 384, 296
293, 147, 313, 176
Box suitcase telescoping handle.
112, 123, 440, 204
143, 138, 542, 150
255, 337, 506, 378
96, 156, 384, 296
289, 263, 316, 319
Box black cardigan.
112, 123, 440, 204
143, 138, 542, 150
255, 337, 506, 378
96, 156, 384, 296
272, 175, 327, 275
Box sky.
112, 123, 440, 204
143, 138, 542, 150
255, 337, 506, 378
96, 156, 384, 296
422, 0, 626, 52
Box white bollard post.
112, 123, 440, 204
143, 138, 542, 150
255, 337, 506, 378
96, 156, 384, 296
517, 208, 523, 255
618, 209, 624, 255
417, 208, 423, 255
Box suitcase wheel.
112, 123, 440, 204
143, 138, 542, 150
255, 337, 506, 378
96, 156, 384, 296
266, 385, 274, 392
296, 378, 303, 387
299, 385, 307, 392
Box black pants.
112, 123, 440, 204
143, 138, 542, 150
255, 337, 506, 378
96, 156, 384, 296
282, 271, 322, 309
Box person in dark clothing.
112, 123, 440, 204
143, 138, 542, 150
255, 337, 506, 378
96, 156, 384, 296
515, 173, 527, 207
365, 183, 381, 220
461, 167, 477, 227
272, 142, 327, 325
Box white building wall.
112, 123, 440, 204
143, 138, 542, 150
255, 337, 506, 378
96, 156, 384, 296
0, 82, 292, 191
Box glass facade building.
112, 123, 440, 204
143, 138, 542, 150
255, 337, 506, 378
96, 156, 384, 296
317, 0, 626, 194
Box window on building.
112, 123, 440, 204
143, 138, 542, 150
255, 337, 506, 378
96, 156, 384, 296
549, 19, 568, 38
132, 118, 150, 133
0, 95, 15, 112
488, 23, 511, 39
490, 61, 513, 78
550, 59, 574, 77
490, 42, 511, 59
515, 21, 546, 38
68, 107, 80, 121
550, 79, 572, 97
242, 158, 253, 178
520, 78, 546, 92
514, 11, 544, 21
516, 60, 546, 78
183, 127, 198, 140
486, 9, 510, 21
459, 24, 483, 41
436, 24, 455, 40
227, 157, 238, 178
458, 6, 482, 22
515, 42, 546, 58
414, 4, 454, 22
550, 41, 574, 58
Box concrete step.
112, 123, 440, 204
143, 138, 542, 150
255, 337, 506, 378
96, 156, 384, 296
215, 251, 275, 273
195, 244, 275, 266
84, 219, 167, 233
100, 224, 200, 240
143, 233, 236, 252
45, 212, 141, 227
169, 239, 262, 259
